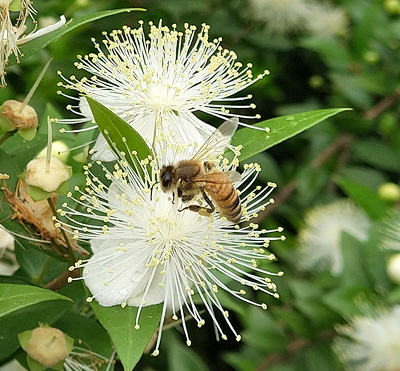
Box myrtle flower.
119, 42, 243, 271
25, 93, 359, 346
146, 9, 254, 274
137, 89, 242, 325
56, 20, 268, 161
0, 0, 65, 86
335, 306, 400, 371
306, 2, 348, 39
381, 210, 400, 251
247, 0, 312, 35
298, 199, 370, 275
60, 137, 284, 355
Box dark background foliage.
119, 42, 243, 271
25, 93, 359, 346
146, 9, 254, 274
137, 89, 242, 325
2, 0, 400, 370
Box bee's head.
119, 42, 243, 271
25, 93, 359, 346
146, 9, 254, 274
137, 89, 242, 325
160, 165, 174, 192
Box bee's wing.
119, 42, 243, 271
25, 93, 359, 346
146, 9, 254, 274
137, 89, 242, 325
192, 118, 239, 162
192, 170, 241, 184
226, 170, 241, 183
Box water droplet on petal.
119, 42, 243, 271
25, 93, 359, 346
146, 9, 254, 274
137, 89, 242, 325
131, 271, 142, 283
119, 288, 128, 295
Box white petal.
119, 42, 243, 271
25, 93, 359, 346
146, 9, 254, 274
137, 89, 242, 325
91, 135, 116, 162
0, 227, 14, 256
79, 96, 93, 119
84, 244, 164, 307
17, 15, 66, 45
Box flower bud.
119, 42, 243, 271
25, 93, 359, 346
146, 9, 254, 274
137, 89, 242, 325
0, 0, 13, 8
378, 183, 400, 203
1, 100, 38, 130
25, 327, 69, 367
363, 50, 379, 64
25, 157, 71, 193
36, 141, 69, 163
384, 0, 400, 14
387, 254, 400, 285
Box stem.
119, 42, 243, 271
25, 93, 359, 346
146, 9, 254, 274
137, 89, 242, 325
20, 58, 53, 112
36, 255, 52, 285
252, 134, 354, 223
45, 269, 81, 291
364, 89, 400, 120
46, 116, 52, 173
0, 131, 15, 145
47, 197, 76, 264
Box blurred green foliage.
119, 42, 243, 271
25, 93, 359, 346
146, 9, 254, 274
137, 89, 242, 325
2, 0, 400, 370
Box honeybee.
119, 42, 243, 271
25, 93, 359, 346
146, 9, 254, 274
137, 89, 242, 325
159, 118, 242, 223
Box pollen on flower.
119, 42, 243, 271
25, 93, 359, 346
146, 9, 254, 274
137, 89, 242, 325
56, 20, 270, 161
55, 138, 284, 355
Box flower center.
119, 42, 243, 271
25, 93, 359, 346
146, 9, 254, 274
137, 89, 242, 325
146, 84, 179, 112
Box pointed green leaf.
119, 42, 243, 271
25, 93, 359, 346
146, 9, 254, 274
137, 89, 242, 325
231, 108, 351, 161
90, 300, 162, 371
8, 8, 146, 65
0, 284, 72, 361
335, 176, 389, 220
86, 97, 151, 177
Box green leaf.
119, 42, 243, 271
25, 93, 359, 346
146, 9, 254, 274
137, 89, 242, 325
18, 127, 37, 141
8, 8, 146, 66
231, 108, 351, 161
352, 139, 400, 172
0, 284, 72, 361
53, 312, 114, 370
323, 286, 370, 317
340, 232, 370, 289
86, 98, 151, 178
273, 309, 313, 338
289, 280, 339, 329
335, 176, 389, 220
243, 306, 288, 353
164, 331, 210, 371
90, 299, 162, 371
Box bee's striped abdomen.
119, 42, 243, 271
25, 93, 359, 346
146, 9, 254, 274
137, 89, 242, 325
205, 176, 242, 223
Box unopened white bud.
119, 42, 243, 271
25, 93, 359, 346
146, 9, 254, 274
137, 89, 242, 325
36, 141, 69, 163
26, 327, 69, 367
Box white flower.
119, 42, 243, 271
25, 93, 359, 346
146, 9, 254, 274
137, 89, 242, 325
381, 210, 400, 250
64, 347, 114, 371
56, 20, 268, 161
0, 226, 18, 276
298, 199, 370, 275
335, 306, 400, 371
247, 0, 312, 34
60, 138, 283, 355
0, 0, 66, 87
306, 2, 348, 39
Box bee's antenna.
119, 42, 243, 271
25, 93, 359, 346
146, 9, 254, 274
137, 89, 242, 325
150, 181, 159, 201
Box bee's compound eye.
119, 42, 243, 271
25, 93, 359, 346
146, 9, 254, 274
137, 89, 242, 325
160, 166, 173, 191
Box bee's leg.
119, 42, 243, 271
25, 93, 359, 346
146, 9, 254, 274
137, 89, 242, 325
178, 189, 215, 216
201, 188, 214, 210
181, 194, 194, 202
